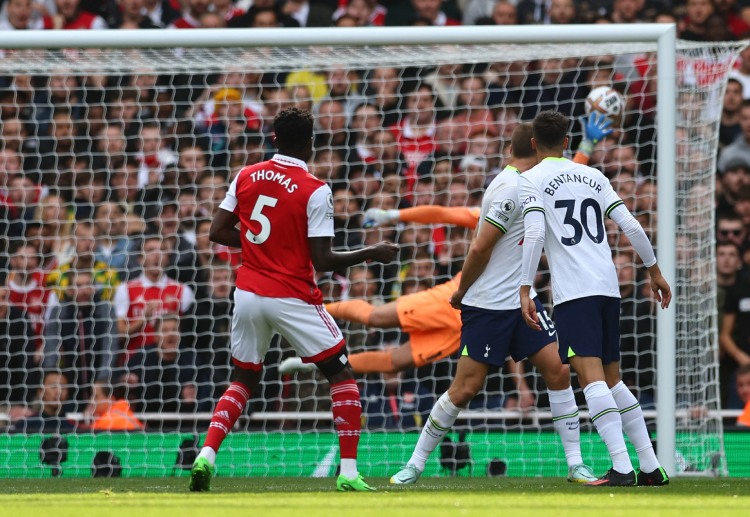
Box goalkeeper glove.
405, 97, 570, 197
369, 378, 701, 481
363, 208, 400, 228
578, 112, 613, 157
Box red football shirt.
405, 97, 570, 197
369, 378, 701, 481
7, 271, 49, 343
390, 119, 437, 190
43, 11, 108, 30
169, 13, 201, 29
113, 274, 195, 351
219, 154, 334, 305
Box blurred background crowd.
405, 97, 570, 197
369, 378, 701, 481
0, 0, 747, 434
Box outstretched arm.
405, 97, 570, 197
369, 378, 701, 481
399, 206, 480, 229
309, 237, 398, 272
364, 205, 480, 230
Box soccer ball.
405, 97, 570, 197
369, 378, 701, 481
585, 86, 625, 125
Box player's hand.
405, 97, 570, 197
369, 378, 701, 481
143, 300, 160, 319
52, 13, 64, 30
368, 241, 399, 263
363, 208, 398, 228
650, 273, 672, 310
582, 112, 613, 145
181, 385, 197, 403
449, 289, 465, 310
8, 405, 34, 422
520, 291, 541, 331
736, 352, 750, 366
518, 384, 536, 412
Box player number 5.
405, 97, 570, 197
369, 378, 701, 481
245, 195, 278, 245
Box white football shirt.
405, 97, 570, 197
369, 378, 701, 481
463, 166, 537, 310
519, 157, 622, 304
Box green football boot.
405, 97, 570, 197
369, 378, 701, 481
336, 473, 376, 492
189, 457, 216, 492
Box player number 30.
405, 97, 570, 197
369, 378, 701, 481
554, 198, 605, 246
245, 195, 278, 245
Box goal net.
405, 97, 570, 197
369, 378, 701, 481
0, 34, 742, 478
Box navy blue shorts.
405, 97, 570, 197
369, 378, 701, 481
459, 299, 557, 367
554, 296, 620, 365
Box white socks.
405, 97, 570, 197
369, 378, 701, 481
548, 387, 583, 467
198, 447, 217, 465
409, 392, 463, 472
611, 381, 661, 473
340, 459, 358, 479
584, 381, 633, 474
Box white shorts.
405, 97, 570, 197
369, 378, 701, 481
231, 288, 345, 370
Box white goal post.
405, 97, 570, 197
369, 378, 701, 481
0, 24, 737, 479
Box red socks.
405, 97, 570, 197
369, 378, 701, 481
204, 382, 251, 452
330, 380, 362, 460
204, 380, 361, 465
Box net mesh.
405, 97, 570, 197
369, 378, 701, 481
0, 37, 742, 477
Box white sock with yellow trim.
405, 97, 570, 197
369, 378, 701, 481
408, 392, 463, 472
584, 381, 633, 474
611, 381, 660, 473
549, 387, 583, 467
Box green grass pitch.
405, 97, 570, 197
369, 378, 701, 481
0, 477, 748, 517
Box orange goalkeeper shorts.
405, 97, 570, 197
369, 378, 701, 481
396, 275, 463, 367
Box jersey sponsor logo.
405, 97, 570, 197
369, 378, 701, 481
544, 173, 602, 196
520, 195, 536, 210
249, 169, 299, 193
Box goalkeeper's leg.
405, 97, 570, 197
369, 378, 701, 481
324, 300, 416, 374
348, 342, 415, 374
391, 356, 487, 485
325, 299, 399, 328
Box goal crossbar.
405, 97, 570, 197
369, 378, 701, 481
0, 24, 677, 49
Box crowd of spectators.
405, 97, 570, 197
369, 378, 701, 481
0, 0, 746, 434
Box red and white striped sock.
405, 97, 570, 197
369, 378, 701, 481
330, 379, 362, 479
201, 382, 251, 458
